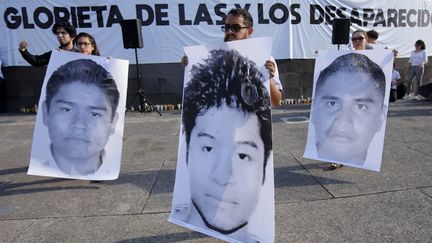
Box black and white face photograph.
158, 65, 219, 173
304, 50, 394, 171
169, 37, 275, 243
28, 50, 129, 180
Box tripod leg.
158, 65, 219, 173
126, 91, 142, 112
138, 89, 162, 116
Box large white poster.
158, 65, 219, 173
1, 0, 431, 66
304, 49, 393, 171
28, 50, 129, 180
169, 37, 275, 242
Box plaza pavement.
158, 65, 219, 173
0, 99, 431, 242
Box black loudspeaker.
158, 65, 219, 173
332, 18, 351, 45
120, 19, 143, 49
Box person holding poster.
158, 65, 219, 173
74, 32, 101, 56
329, 29, 373, 170
349, 30, 374, 51
28, 50, 129, 180
18, 21, 79, 66
171, 47, 273, 242
181, 8, 283, 107
305, 51, 391, 171
40, 59, 119, 176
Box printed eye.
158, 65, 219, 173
60, 107, 71, 112
356, 103, 368, 111
238, 153, 251, 161
90, 112, 102, 118
201, 146, 213, 152
327, 100, 337, 107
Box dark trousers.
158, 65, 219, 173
397, 84, 407, 99
0, 77, 5, 112
389, 89, 397, 102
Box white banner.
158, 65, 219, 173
1, 0, 432, 66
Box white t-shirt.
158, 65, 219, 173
269, 56, 283, 91
391, 70, 401, 90
409, 50, 428, 66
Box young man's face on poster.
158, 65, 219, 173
187, 105, 264, 231
312, 71, 384, 164
43, 81, 116, 162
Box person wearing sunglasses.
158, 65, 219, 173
350, 30, 374, 51
405, 40, 428, 100
181, 8, 283, 107
329, 29, 374, 170
18, 21, 79, 66
74, 32, 101, 56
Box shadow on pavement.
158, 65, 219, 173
116, 231, 209, 243
274, 164, 350, 188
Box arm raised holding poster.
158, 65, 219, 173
170, 46, 275, 243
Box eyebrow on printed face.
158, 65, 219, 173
54, 99, 109, 112
320, 95, 377, 103
320, 95, 340, 101
237, 141, 258, 149
197, 131, 214, 139
197, 130, 259, 151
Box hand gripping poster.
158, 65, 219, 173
169, 37, 275, 243
304, 49, 394, 171
28, 50, 129, 180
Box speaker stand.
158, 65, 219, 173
127, 48, 161, 116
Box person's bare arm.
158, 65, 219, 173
269, 80, 282, 107
265, 60, 282, 107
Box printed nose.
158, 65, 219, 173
334, 104, 354, 129
211, 150, 233, 186
70, 112, 88, 132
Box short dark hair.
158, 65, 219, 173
74, 32, 101, 56
366, 29, 379, 40
183, 49, 271, 183
227, 8, 253, 27
51, 21, 76, 38
45, 59, 119, 120
316, 53, 386, 103
415, 39, 426, 50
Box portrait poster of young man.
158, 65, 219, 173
169, 37, 275, 243
28, 50, 129, 180
304, 49, 394, 171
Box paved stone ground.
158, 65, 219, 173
1, 99, 431, 242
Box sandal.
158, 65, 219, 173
330, 163, 343, 170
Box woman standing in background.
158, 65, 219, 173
406, 40, 428, 99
